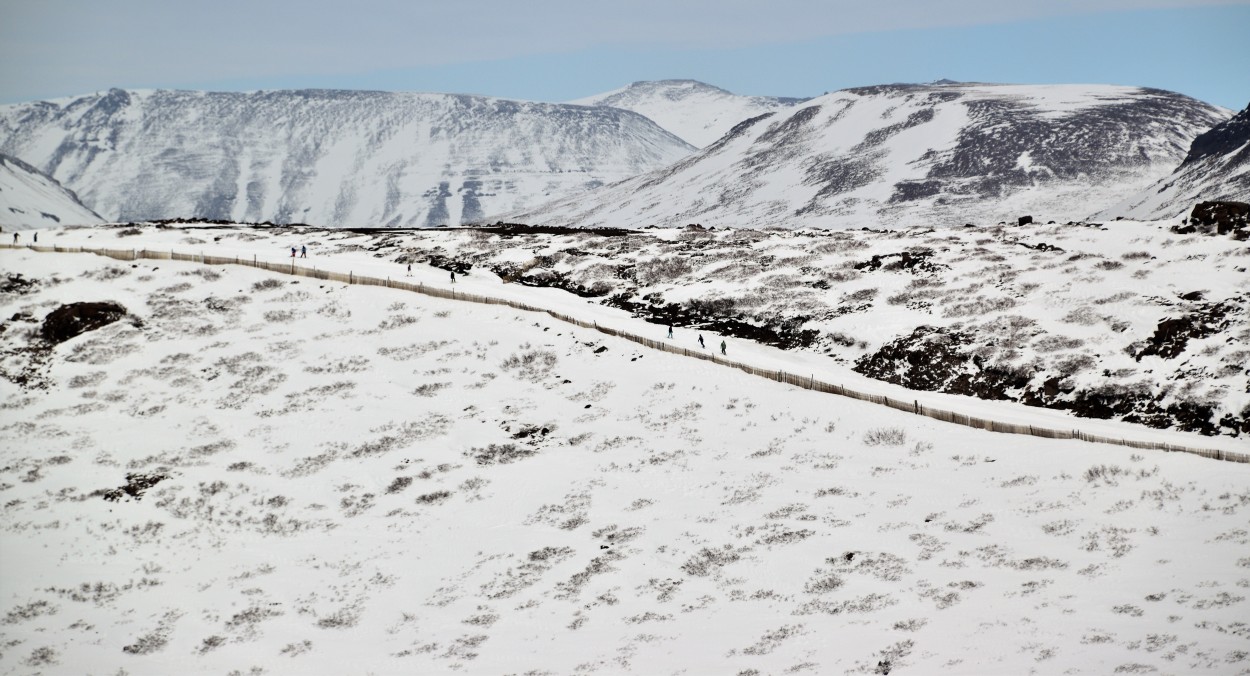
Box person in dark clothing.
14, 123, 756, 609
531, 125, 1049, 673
300, 245, 307, 258
720, 340, 726, 355
667, 325, 673, 339
290, 246, 296, 258
450, 271, 456, 283
406, 263, 412, 276
698, 334, 705, 349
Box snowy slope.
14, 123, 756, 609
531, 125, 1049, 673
570, 79, 805, 148
0, 154, 102, 231
165, 219, 1242, 439
513, 83, 1230, 229
3, 243, 1250, 674
0, 89, 695, 228
1097, 101, 1250, 220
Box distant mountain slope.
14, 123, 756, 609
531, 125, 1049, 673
515, 83, 1229, 229
0, 153, 103, 231
1097, 101, 1250, 220
0, 88, 695, 228
570, 79, 805, 148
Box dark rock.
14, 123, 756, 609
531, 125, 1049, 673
2, 274, 38, 295
41, 301, 128, 344
1133, 302, 1236, 361
1189, 201, 1249, 235
854, 326, 1029, 400
1018, 215, 1033, 226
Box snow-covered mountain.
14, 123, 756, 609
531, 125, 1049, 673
513, 83, 1230, 229
0, 153, 103, 231
0, 88, 695, 228
1097, 101, 1250, 220
570, 79, 805, 148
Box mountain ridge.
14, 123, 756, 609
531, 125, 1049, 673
570, 79, 805, 148
513, 82, 1230, 229
0, 88, 696, 228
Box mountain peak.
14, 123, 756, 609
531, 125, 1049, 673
571, 80, 806, 148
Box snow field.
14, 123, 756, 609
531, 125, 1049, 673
2, 247, 1249, 674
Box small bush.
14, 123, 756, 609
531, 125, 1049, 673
466, 444, 536, 465
863, 427, 907, 447
251, 278, 286, 292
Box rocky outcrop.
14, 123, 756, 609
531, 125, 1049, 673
41, 301, 128, 344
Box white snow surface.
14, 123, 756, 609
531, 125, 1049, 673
0, 89, 695, 228
2, 230, 1250, 674
2, 229, 1250, 669
0, 154, 102, 231
511, 83, 1230, 230
570, 80, 805, 148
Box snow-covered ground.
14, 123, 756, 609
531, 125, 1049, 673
45, 219, 1241, 441
2, 231, 1250, 674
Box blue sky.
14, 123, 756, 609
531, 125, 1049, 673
1, 1, 1246, 108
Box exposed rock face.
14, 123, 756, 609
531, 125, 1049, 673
41, 301, 128, 344
1132, 302, 1236, 361
0, 89, 694, 228
512, 83, 1228, 229
1099, 102, 1250, 221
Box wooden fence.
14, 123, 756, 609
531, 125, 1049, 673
7, 242, 1247, 464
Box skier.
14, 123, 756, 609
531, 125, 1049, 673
450, 270, 456, 284
698, 334, 705, 349
300, 245, 307, 258
720, 340, 727, 356
667, 325, 674, 339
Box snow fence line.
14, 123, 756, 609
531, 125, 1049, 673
8, 242, 1249, 465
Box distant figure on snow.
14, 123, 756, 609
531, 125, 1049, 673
720, 340, 726, 356
698, 334, 705, 349
33, 232, 37, 243
290, 246, 297, 258
12, 233, 17, 244
667, 325, 673, 339
300, 245, 307, 258
450, 270, 456, 284
406, 263, 412, 276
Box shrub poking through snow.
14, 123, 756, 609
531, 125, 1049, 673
466, 443, 537, 465
863, 427, 908, 447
